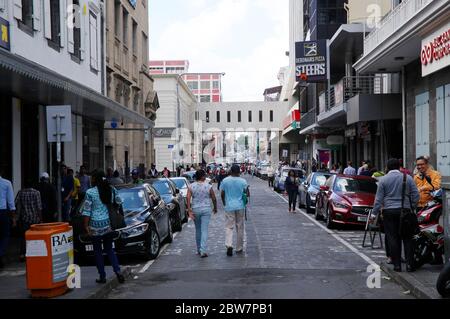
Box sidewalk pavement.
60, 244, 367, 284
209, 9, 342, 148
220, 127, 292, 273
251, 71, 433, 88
380, 262, 444, 299
0, 260, 131, 299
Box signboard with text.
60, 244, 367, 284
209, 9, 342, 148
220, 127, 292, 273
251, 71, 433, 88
295, 40, 329, 82
0, 17, 10, 51
421, 24, 450, 77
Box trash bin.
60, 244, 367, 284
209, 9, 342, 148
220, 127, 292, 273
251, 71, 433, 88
25, 222, 74, 298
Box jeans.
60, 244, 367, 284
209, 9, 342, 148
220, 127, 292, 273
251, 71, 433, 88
287, 190, 298, 210
193, 208, 212, 254
62, 198, 72, 222
0, 211, 10, 257
225, 211, 245, 251
383, 209, 414, 268
92, 233, 121, 278
19, 222, 31, 256
268, 177, 274, 187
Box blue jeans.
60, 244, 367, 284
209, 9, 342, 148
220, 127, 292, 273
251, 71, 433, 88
193, 208, 212, 254
0, 211, 10, 257
92, 233, 121, 278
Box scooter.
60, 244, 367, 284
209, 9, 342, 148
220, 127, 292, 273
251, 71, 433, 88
412, 189, 444, 269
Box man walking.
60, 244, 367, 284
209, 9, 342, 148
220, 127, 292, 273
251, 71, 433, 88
0, 168, 15, 269
371, 159, 419, 272
267, 166, 274, 188
343, 161, 357, 175
148, 164, 158, 178
220, 165, 250, 256
37, 173, 57, 223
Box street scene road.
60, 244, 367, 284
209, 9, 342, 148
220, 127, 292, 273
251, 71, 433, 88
106, 176, 412, 299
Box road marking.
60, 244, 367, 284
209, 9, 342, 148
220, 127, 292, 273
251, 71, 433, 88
139, 220, 190, 274
275, 192, 379, 268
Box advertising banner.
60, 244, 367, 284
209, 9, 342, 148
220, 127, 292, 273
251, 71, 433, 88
295, 40, 329, 82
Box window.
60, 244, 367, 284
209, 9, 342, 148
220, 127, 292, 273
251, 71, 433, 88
213, 81, 220, 89
227, 111, 231, 123
132, 20, 138, 55
259, 111, 263, 122
206, 111, 210, 123
200, 95, 211, 102
70, 0, 81, 60
238, 111, 241, 122
270, 110, 274, 122
89, 12, 98, 70
21, 0, 34, 30
142, 32, 148, 63
216, 111, 220, 123
248, 111, 252, 122
122, 9, 129, 46
114, 1, 121, 36
187, 81, 198, 90
200, 81, 211, 90
48, 0, 61, 48
415, 92, 430, 158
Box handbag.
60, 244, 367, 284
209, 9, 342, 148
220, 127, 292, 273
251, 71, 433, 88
399, 173, 419, 239
107, 188, 126, 230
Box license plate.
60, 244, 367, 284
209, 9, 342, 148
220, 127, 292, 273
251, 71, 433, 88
358, 216, 368, 222
85, 243, 115, 252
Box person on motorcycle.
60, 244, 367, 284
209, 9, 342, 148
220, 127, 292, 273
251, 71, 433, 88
414, 156, 442, 211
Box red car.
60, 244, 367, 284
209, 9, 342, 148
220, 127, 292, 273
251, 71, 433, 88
314, 174, 378, 229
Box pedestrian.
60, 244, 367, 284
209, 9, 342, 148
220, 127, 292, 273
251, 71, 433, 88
267, 166, 275, 188
131, 169, 144, 185
343, 161, 357, 175
61, 165, 74, 222
148, 164, 158, 178
360, 164, 372, 177
414, 156, 442, 211
220, 165, 250, 256
285, 170, 299, 213
15, 179, 42, 262
330, 165, 338, 174
110, 170, 124, 186
0, 168, 16, 269
371, 158, 419, 272
106, 167, 114, 182
163, 167, 171, 178
82, 170, 125, 284
186, 170, 218, 258
180, 165, 186, 176
78, 166, 91, 200
216, 168, 226, 191
69, 168, 81, 218
37, 172, 57, 223
357, 160, 367, 175
311, 160, 318, 173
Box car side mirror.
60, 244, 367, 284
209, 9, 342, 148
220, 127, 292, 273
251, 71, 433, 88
320, 185, 330, 191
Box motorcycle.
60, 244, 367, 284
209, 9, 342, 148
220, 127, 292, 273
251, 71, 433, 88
412, 189, 444, 269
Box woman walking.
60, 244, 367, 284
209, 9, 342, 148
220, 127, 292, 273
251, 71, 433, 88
82, 170, 125, 284
285, 170, 299, 213
186, 170, 218, 258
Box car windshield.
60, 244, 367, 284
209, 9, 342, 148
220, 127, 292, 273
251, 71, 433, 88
334, 178, 377, 194
312, 174, 331, 186
118, 189, 148, 211
152, 181, 172, 195
172, 179, 187, 189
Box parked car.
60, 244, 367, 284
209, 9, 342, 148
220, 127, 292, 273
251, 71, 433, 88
274, 168, 306, 192
257, 164, 271, 180
298, 172, 333, 213
170, 177, 190, 199
314, 174, 378, 229
147, 178, 188, 232
71, 183, 173, 262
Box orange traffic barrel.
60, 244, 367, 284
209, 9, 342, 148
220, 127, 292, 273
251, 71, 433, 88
25, 223, 74, 298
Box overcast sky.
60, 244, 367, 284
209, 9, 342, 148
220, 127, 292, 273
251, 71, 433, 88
149, 0, 289, 101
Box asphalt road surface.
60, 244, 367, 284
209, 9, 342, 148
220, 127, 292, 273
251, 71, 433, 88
107, 176, 413, 299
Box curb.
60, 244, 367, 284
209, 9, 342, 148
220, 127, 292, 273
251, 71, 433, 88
380, 262, 441, 299
85, 267, 132, 299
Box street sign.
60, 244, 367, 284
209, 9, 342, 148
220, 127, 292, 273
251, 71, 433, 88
46, 106, 72, 143
168, 145, 174, 149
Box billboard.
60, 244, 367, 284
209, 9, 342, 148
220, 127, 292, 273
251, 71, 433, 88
295, 40, 329, 82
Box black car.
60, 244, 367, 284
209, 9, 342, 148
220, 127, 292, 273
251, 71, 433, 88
298, 172, 333, 213
71, 184, 173, 261
147, 178, 187, 232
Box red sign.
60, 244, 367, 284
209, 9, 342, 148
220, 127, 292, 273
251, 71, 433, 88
291, 110, 301, 122
421, 27, 450, 66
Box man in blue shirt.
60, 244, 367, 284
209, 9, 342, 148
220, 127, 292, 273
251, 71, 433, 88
0, 167, 16, 269
220, 165, 250, 256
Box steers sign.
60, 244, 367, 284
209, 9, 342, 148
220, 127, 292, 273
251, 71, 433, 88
295, 40, 329, 82
421, 24, 450, 77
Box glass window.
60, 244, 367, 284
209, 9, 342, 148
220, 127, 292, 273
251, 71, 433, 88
216, 111, 220, 122
49, 0, 61, 46
248, 111, 252, 122
152, 181, 172, 195
188, 81, 198, 90
213, 81, 220, 89
200, 81, 211, 90
334, 178, 377, 194
122, 9, 128, 45
172, 179, 188, 189
206, 111, 210, 123
21, 0, 33, 29
118, 189, 148, 212
200, 95, 211, 102
270, 110, 274, 122
227, 111, 231, 123
89, 12, 98, 70
259, 110, 263, 122
311, 174, 331, 186
238, 111, 241, 122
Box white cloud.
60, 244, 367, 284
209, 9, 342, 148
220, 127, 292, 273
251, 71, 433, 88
151, 0, 289, 101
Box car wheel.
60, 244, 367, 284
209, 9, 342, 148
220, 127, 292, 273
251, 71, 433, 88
326, 206, 336, 229
164, 218, 173, 244
172, 208, 183, 232
143, 226, 160, 261
315, 205, 322, 221
306, 195, 313, 214
298, 192, 305, 208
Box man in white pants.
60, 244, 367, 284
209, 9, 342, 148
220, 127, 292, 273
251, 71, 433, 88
220, 165, 250, 256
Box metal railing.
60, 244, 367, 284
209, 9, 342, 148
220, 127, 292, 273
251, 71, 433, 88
319, 76, 390, 112
364, 0, 434, 56
299, 108, 316, 130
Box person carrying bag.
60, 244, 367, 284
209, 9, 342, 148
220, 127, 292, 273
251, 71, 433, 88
400, 173, 420, 240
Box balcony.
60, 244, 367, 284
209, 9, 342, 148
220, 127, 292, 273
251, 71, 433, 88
299, 108, 317, 132
318, 76, 399, 125
364, 0, 433, 56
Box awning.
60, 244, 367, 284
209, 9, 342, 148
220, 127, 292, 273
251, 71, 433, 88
0, 49, 153, 127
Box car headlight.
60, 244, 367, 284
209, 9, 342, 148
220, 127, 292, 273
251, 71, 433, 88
121, 223, 149, 239
334, 202, 350, 209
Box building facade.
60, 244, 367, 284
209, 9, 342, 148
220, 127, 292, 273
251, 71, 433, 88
149, 60, 190, 75
183, 73, 224, 103
0, 0, 151, 193
104, 0, 158, 178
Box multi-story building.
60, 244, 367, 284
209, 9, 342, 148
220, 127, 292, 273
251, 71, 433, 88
104, 0, 158, 178
149, 60, 189, 75
0, 0, 151, 192
182, 73, 224, 103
